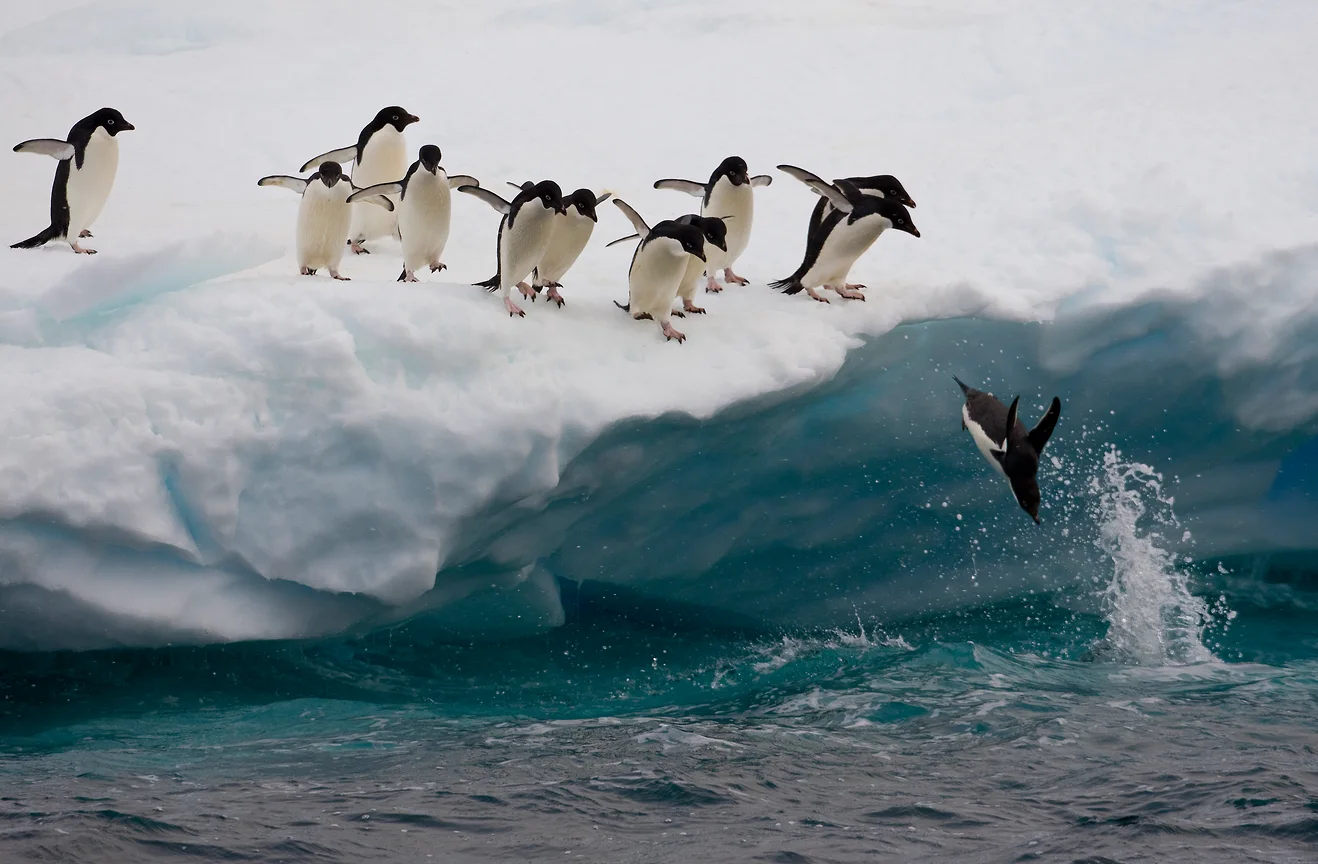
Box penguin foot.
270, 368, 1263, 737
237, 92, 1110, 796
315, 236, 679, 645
661, 322, 686, 343
505, 297, 526, 318
430, 262, 447, 273
545, 286, 566, 307
79, 229, 93, 238
634, 312, 653, 321
399, 269, 419, 283
672, 309, 686, 318
348, 240, 370, 255
705, 275, 723, 294
300, 267, 317, 276
845, 282, 866, 291
331, 271, 351, 281
518, 282, 537, 301
682, 300, 706, 315
830, 285, 865, 300
723, 268, 749, 286
805, 287, 830, 303
71, 242, 97, 255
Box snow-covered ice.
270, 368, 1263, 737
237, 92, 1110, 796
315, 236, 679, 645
2, 0, 1317, 649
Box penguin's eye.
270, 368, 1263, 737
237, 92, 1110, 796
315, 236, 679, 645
391, 115, 399, 121
107, 119, 114, 125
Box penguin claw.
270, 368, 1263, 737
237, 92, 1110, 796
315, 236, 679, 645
831, 285, 866, 300
331, 272, 350, 281
683, 302, 706, 314
672, 309, 686, 318
662, 323, 686, 343
518, 282, 537, 301
348, 240, 370, 255
805, 287, 830, 303
705, 276, 723, 294
723, 268, 750, 286
505, 298, 526, 317
71, 243, 97, 255
545, 286, 566, 307
430, 262, 447, 273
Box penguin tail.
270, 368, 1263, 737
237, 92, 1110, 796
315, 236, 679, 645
613, 300, 631, 313
474, 274, 500, 291
953, 375, 971, 395
770, 278, 804, 295
11, 225, 59, 249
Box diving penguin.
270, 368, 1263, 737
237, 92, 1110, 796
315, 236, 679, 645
954, 376, 1062, 523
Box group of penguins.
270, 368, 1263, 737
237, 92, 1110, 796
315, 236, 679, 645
11, 107, 1064, 524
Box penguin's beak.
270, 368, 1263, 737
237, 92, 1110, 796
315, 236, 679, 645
905, 225, 921, 238
121, 121, 136, 131
406, 114, 419, 125
904, 198, 916, 208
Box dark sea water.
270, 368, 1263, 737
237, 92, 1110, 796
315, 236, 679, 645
4, 317, 1318, 863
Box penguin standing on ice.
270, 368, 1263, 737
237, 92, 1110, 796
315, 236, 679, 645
505, 183, 611, 307
653, 156, 771, 293
459, 180, 566, 317
257, 161, 394, 280
11, 107, 135, 254
610, 199, 707, 343
771, 164, 920, 303
806, 173, 916, 293
608, 202, 728, 316
954, 376, 1062, 523
347, 145, 479, 282
300, 106, 419, 254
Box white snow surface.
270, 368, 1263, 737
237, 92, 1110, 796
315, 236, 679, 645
1, 0, 1317, 647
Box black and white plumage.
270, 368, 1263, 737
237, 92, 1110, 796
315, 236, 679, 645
653, 155, 771, 293
347, 145, 479, 282
11, 107, 135, 254
954, 376, 1062, 523
771, 164, 920, 303
512, 185, 610, 307
610, 200, 707, 343
606, 205, 728, 316
806, 174, 916, 241
460, 180, 566, 317
300, 106, 419, 254
257, 161, 394, 280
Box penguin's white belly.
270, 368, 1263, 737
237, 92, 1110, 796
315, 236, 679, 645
536, 212, 594, 284
398, 174, 451, 271
963, 405, 1007, 478
351, 129, 408, 242
629, 239, 689, 318
66, 131, 119, 236
297, 184, 351, 270
501, 206, 556, 289
802, 218, 885, 288
702, 181, 754, 268
676, 254, 705, 303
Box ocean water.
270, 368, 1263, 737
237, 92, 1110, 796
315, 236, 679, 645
4, 340, 1317, 863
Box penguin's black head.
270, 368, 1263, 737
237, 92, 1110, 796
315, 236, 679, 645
871, 197, 920, 238
864, 174, 916, 209
663, 223, 707, 261
715, 155, 750, 186
1010, 473, 1042, 524
566, 188, 601, 220
375, 106, 419, 132
692, 216, 728, 252
418, 144, 442, 173
533, 180, 566, 214
86, 107, 134, 135
318, 161, 344, 187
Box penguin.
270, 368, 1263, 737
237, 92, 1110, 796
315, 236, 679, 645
653, 156, 771, 293
299, 106, 419, 254
11, 107, 135, 254
771, 164, 920, 303
503, 183, 611, 307
257, 161, 394, 280
459, 180, 566, 317
607, 203, 728, 316
806, 174, 916, 293
953, 376, 1062, 523
346, 145, 479, 282
609, 200, 707, 343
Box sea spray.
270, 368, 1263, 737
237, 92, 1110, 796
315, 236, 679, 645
1091, 446, 1215, 665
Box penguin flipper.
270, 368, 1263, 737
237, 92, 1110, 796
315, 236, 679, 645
594, 192, 612, 206
458, 185, 512, 214
611, 199, 650, 237
1003, 396, 1021, 453
750, 174, 773, 188
605, 233, 641, 248
299, 147, 357, 174
353, 194, 395, 211
778, 165, 853, 213
257, 175, 309, 194
1029, 397, 1062, 455
446, 175, 479, 190
347, 182, 403, 203
13, 138, 75, 160
653, 179, 705, 196
505, 180, 535, 192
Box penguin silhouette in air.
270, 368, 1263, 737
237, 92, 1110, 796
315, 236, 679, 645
954, 377, 1062, 523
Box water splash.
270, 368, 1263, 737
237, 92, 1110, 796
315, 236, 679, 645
1091, 447, 1215, 665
